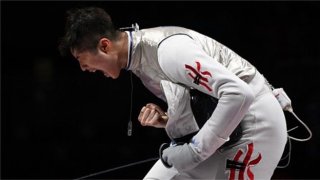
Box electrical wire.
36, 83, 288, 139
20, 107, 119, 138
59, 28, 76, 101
74, 157, 158, 180
287, 109, 313, 142
127, 71, 134, 136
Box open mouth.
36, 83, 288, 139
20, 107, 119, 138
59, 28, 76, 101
88, 68, 96, 73
98, 70, 109, 77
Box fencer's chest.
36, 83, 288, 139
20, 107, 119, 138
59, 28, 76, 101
134, 64, 167, 101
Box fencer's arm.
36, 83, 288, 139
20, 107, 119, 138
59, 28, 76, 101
158, 35, 255, 162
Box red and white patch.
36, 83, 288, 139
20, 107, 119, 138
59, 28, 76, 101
185, 61, 213, 92
227, 143, 262, 180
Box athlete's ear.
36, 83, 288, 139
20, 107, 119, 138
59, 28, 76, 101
99, 38, 111, 53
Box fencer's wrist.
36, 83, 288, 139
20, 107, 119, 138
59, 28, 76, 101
161, 143, 202, 172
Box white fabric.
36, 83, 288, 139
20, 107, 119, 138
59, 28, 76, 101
128, 26, 256, 101
162, 143, 202, 172
144, 83, 287, 180
158, 35, 255, 161
160, 80, 199, 139
143, 35, 287, 179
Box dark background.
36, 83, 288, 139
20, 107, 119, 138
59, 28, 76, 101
1, 1, 320, 179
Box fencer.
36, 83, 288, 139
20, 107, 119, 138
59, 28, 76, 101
59, 7, 288, 179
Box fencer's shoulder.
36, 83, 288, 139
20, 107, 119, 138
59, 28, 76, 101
140, 26, 189, 31
140, 26, 195, 36
158, 34, 195, 51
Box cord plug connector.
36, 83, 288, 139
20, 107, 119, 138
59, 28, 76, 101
272, 88, 293, 112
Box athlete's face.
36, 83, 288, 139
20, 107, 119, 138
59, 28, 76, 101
71, 38, 121, 79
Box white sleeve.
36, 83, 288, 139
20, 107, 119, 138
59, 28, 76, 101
158, 35, 254, 161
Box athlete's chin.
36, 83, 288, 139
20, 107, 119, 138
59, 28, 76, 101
103, 70, 121, 79
113, 74, 121, 79
105, 73, 119, 79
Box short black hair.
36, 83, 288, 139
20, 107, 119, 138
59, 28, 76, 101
58, 7, 120, 57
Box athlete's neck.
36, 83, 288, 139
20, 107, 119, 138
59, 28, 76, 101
117, 31, 129, 69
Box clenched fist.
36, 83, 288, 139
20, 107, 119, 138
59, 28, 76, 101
138, 103, 168, 128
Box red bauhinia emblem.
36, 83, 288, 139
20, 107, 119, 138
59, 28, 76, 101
185, 61, 212, 92
227, 143, 262, 180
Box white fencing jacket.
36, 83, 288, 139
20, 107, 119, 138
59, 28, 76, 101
126, 26, 264, 161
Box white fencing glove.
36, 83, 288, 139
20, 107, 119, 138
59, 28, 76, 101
160, 142, 202, 172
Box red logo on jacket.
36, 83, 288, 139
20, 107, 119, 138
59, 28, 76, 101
185, 61, 212, 92
227, 143, 262, 180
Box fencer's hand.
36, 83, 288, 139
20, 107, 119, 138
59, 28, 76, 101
161, 143, 202, 172
138, 103, 167, 128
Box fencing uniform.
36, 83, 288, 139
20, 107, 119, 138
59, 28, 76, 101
125, 26, 287, 179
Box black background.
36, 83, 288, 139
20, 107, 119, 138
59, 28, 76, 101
2, 1, 320, 179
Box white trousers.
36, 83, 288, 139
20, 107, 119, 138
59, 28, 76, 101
144, 84, 287, 180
